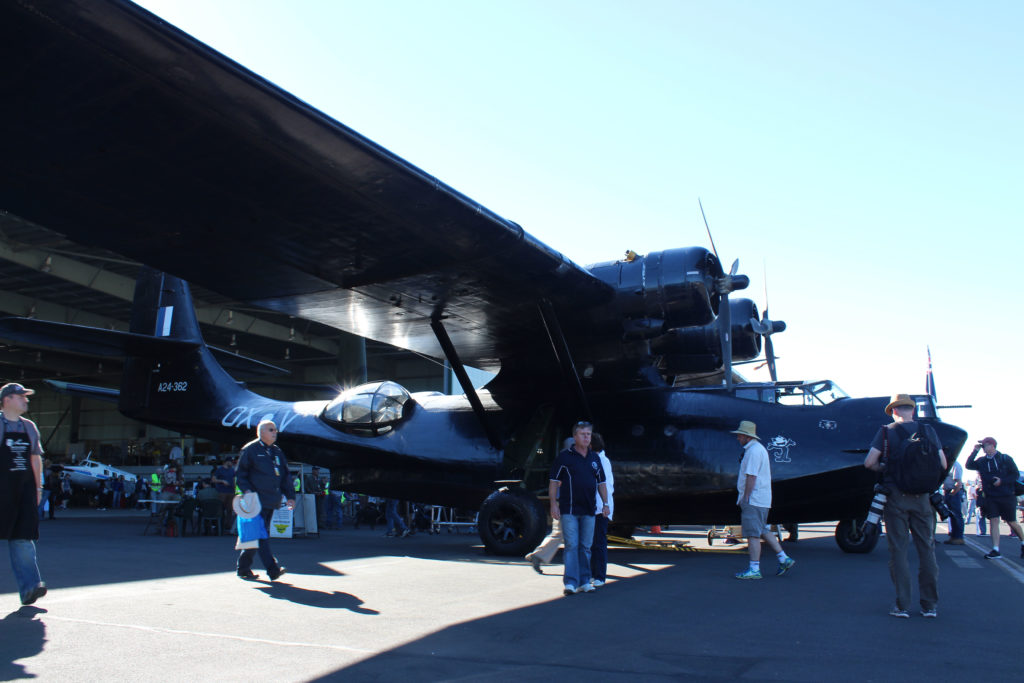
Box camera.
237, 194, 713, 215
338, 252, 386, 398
929, 491, 952, 521
861, 483, 890, 534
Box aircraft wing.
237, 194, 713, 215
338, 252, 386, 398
0, 318, 289, 378
0, 0, 613, 372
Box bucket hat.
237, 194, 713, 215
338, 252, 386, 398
730, 420, 760, 440
232, 491, 262, 519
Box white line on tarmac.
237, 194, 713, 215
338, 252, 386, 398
963, 537, 1024, 585
44, 615, 376, 654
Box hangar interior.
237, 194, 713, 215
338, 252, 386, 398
0, 210, 459, 466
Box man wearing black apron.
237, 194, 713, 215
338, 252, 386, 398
0, 383, 47, 605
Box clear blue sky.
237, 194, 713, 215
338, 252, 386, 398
134, 1, 1022, 466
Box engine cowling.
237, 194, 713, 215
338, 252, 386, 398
650, 298, 762, 374
587, 247, 723, 337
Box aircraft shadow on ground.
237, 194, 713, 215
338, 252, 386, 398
0, 515, 538, 596
305, 537, 1020, 682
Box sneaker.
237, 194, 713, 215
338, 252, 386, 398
889, 607, 910, 619
984, 549, 1002, 559
529, 556, 543, 575
776, 558, 796, 576
920, 608, 937, 618
949, 538, 965, 545
20, 583, 47, 606
401, 528, 413, 538
734, 568, 762, 580
580, 582, 595, 593
563, 585, 576, 596
267, 566, 287, 581
591, 579, 604, 588
237, 571, 260, 581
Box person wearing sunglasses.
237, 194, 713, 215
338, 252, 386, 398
234, 420, 295, 581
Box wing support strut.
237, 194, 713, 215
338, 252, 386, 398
537, 299, 592, 421
430, 317, 503, 451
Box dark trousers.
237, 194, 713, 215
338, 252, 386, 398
884, 491, 938, 611
590, 514, 609, 581
236, 509, 278, 574
944, 489, 965, 539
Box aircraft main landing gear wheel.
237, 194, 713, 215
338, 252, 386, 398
477, 487, 547, 556
834, 518, 880, 554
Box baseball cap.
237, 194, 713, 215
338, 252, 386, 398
0, 383, 34, 401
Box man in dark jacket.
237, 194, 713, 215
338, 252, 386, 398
966, 436, 1023, 560
235, 420, 294, 581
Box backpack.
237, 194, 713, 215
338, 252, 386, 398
884, 423, 945, 494
995, 453, 1024, 496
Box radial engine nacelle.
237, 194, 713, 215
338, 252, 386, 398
588, 247, 745, 335
650, 298, 762, 374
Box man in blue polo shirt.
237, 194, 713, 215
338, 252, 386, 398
549, 421, 610, 596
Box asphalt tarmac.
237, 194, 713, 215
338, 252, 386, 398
2, 511, 1023, 682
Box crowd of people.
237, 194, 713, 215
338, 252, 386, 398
7, 381, 1022, 615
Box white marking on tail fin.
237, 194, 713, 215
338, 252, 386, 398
156, 306, 174, 337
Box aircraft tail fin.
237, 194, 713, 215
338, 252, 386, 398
118, 268, 260, 427
129, 269, 204, 342
0, 272, 285, 378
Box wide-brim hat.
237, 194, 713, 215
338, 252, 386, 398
885, 393, 916, 416
232, 492, 261, 519
730, 420, 760, 440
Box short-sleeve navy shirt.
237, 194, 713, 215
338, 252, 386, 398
550, 447, 606, 516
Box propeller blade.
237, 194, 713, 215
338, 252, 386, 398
765, 334, 778, 383
699, 198, 720, 262
719, 294, 733, 390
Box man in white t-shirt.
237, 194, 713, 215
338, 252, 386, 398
732, 421, 795, 579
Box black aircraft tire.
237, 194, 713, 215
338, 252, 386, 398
608, 523, 635, 539
477, 488, 547, 556
834, 518, 880, 554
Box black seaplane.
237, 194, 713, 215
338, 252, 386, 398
0, 0, 967, 555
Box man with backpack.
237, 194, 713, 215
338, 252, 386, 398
864, 394, 947, 619
965, 436, 1023, 560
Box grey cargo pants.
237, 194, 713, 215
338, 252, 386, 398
883, 490, 939, 611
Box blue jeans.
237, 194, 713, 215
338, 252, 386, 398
560, 513, 595, 588
37, 490, 50, 520
965, 499, 978, 524
325, 492, 342, 528
386, 500, 406, 534
9, 539, 43, 599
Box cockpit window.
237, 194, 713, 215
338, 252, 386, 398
322, 381, 412, 435
776, 380, 850, 406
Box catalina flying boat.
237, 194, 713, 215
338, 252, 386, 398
0, 0, 967, 554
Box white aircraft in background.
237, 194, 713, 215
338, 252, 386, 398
61, 454, 137, 491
